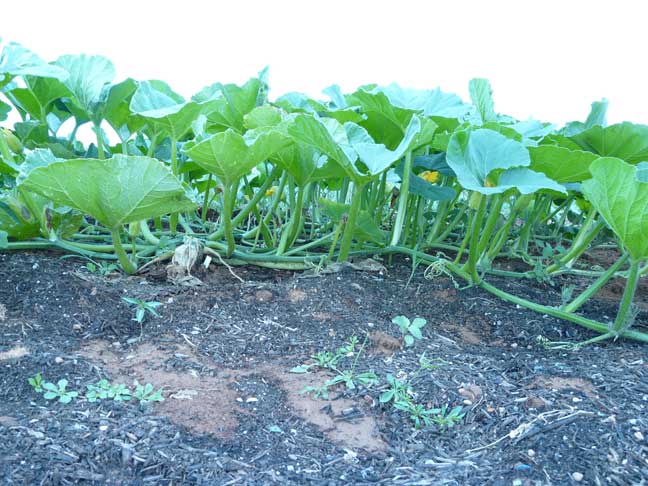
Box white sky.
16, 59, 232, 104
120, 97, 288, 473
2, 0, 648, 126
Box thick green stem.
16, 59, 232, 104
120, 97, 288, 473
480, 280, 648, 343
390, 151, 413, 246
110, 228, 137, 274
220, 168, 280, 241
612, 258, 642, 333
563, 253, 629, 313
201, 174, 213, 223
93, 122, 105, 159
338, 182, 365, 262
139, 220, 160, 245
221, 184, 236, 257
463, 195, 488, 283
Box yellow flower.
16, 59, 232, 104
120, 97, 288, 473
418, 170, 440, 183
265, 186, 278, 197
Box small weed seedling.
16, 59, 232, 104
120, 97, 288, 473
392, 315, 427, 347
42, 379, 78, 404
294, 335, 378, 398
28, 373, 43, 392
133, 381, 164, 403
86, 380, 132, 402
380, 374, 411, 404
122, 297, 162, 324
428, 404, 465, 429
84, 260, 119, 276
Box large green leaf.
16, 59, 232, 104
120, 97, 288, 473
570, 122, 648, 163
193, 76, 263, 132
468, 78, 497, 124
0, 43, 68, 84
345, 89, 416, 149
185, 129, 289, 186
7, 76, 71, 121
54, 54, 115, 117
561, 99, 608, 136
371, 83, 470, 118
130, 80, 202, 139
582, 157, 648, 260
271, 143, 327, 187
19, 155, 195, 229
288, 115, 358, 180
348, 115, 421, 176
529, 145, 599, 183
102, 78, 141, 141
447, 128, 565, 195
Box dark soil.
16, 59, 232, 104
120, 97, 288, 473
1, 251, 647, 485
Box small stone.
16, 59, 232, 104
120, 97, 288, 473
54, 357, 64, 364
634, 431, 644, 441
527, 449, 535, 458
512, 479, 522, 486
72, 323, 83, 332
99, 425, 108, 431
255, 290, 273, 303
511, 343, 518, 349
572, 472, 584, 482
287, 289, 307, 303
246, 397, 258, 403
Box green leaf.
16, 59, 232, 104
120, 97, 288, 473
392, 315, 409, 330
345, 89, 415, 149
8, 76, 71, 121
185, 128, 289, 187
130, 80, 202, 139
319, 199, 386, 243
102, 78, 141, 141
581, 157, 648, 260
468, 78, 497, 123
408, 326, 423, 340
561, 99, 608, 136
54, 54, 115, 117
447, 129, 565, 195
288, 114, 359, 180
289, 364, 311, 373
349, 115, 421, 176
372, 83, 470, 118
0, 43, 68, 82
636, 162, 648, 182
411, 318, 427, 329
570, 122, 648, 163
19, 155, 196, 230
43, 391, 57, 400
0, 191, 40, 240
529, 145, 599, 183
193, 76, 263, 132
404, 335, 414, 347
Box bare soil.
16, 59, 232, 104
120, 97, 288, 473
0, 251, 647, 485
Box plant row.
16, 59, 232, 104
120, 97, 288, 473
1, 41, 647, 345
